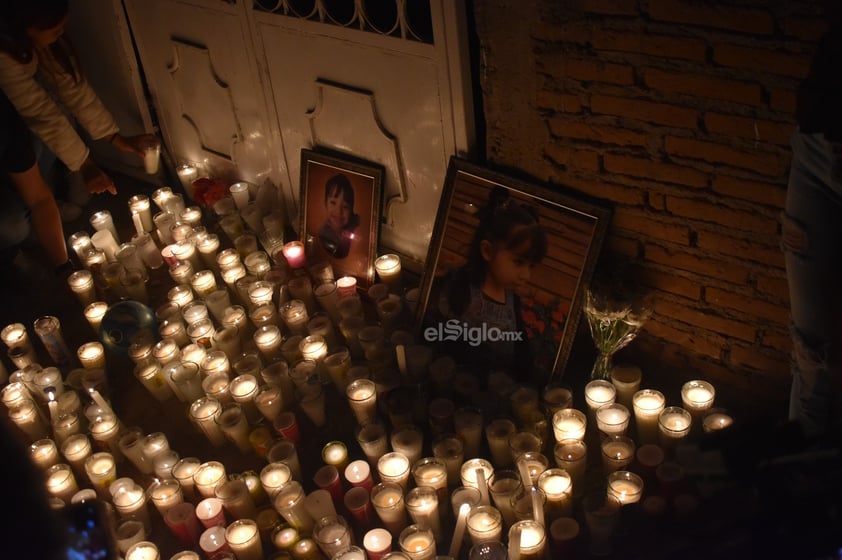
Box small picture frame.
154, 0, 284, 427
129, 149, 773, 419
299, 148, 384, 289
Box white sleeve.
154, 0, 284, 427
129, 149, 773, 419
0, 51, 118, 172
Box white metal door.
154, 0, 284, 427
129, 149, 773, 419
123, 0, 475, 264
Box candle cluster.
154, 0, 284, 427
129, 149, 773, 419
0, 178, 734, 560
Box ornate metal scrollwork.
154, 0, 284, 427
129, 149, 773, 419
252, 0, 433, 44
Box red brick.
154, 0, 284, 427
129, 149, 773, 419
645, 318, 724, 361
755, 274, 789, 302
665, 196, 779, 235
645, 244, 751, 284
728, 344, 789, 377
711, 175, 787, 208
591, 95, 698, 129
559, 175, 647, 206
536, 91, 583, 113
637, 267, 702, 300
653, 300, 757, 342
611, 209, 691, 245
548, 119, 649, 147
761, 329, 791, 353
649, 191, 666, 211
713, 44, 811, 79
644, 68, 763, 106
770, 89, 797, 115
533, 22, 591, 44
544, 144, 600, 172
589, 30, 706, 62
780, 16, 828, 41
604, 154, 709, 189
664, 136, 786, 177
695, 229, 784, 267
541, 56, 636, 86
582, 0, 638, 16
704, 287, 789, 325
648, 0, 774, 35
604, 234, 641, 258
705, 113, 795, 147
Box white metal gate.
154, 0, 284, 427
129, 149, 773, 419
122, 0, 476, 264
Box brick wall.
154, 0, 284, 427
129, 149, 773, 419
472, 0, 828, 413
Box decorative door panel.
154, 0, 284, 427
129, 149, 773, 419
123, 0, 276, 184
123, 0, 475, 265
251, 0, 473, 264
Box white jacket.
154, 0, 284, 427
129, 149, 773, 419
0, 48, 118, 171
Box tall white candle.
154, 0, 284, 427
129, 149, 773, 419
632, 389, 665, 445
405, 485, 441, 541
374, 254, 402, 293
225, 519, 263, 560
371, 482, 408, 537
378, 452, 412, 489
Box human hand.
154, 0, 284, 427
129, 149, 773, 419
80, 158, 116, 195
111, 133, 159, 159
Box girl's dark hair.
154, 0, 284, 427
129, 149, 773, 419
450, 186, 548, 314
324, 173, 360, 231
0, 0, 79, 82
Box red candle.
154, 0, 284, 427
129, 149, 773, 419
344, 486, 376, 529
165, 502, 201, 547
282, 241, 307, 269
272, 411, 300, 443
344, 459, 373, 491
314, 465, 344, 505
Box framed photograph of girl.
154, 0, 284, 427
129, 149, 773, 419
416, 156, 611, 386
299, 149, 384, 289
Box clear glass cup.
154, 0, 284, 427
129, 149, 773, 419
313, 514, 353, 559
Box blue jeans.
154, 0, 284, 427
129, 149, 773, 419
783, 130, 842, 436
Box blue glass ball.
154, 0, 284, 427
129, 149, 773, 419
99, 300, 157, 353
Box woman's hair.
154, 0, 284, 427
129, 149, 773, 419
0, 0, 79, 82
450, 186, 548, 314
324, 173, 359, 231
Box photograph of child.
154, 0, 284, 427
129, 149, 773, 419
302, 153, 380, 286
422, 171, 597, 385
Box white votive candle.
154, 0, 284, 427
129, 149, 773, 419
632, 389, 666, 445
658, 406, 692, 449
374, 254, 402, 293
77, 342, 106, 369
595, 403, 630, 436
681, 379, 715, 426
378, 452, 412, 490
607, 470, 644, 505
84, 302, 108, 333
125, 540, 159, 560
371, 482, 408, 537
702, 409, 734, 434
584, 380, 616, 412
225, 519, 263, 560
552, 408, 587, 442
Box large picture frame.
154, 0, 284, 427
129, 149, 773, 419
416, 156, 611, 385
299, 149, 384, 289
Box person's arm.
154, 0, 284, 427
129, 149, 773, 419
8, 163, 68, 269
0, 51, 121, 195
43, 47, 157, 159
0, 51, 92, 171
